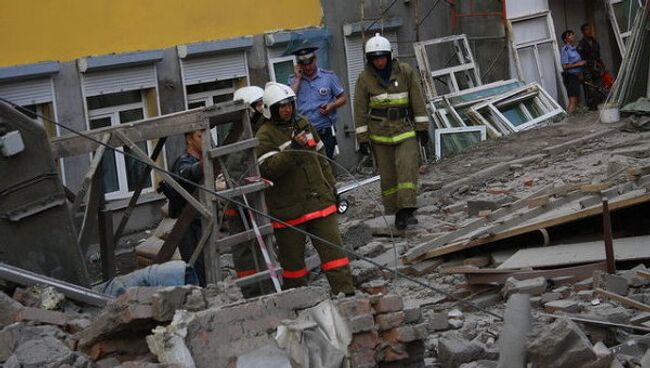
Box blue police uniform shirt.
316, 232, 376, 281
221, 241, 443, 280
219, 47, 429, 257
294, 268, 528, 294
561, 44, 584, 74
288, 68, 345, 131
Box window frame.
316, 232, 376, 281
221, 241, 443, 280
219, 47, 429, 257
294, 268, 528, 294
87, 97, 154, 200
268, 55, 296, 84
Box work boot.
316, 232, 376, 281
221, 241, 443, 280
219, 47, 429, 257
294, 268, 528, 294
395, 209, 408, 230
406, 208, 419, 226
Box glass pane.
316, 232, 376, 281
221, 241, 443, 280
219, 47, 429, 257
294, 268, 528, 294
273, 60, 294, 85
20, 104, 38, 119
87, 90, 142, 110
186, 80, 234, 95
90, 117, 119, 194
188, 101, 206, 109
212, 93, 233, 104
118, 109, 152, 191
439, 131, 483, 157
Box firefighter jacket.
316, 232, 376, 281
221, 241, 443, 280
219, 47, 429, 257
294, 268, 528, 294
353, 59, 429, 145
255, 115, 337, 226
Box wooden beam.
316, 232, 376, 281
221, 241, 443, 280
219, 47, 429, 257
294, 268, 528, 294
442, 262, 607, 285
113, 131, 211, 219
214, 181, 269, 200
50, 101, 247, 159
77, 172, 102, 255
154, 205, 197, 264
113, 137, 167, 244
420, 190, 650, 261
637, 270, 650, 280
596, 288, 650, 312
71, 133, 111, 215
208, 138, 258, 159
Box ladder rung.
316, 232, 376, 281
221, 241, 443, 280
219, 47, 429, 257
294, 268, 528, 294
208, 138, 259, 159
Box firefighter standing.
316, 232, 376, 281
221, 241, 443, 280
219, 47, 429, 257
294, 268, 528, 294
255, 82, 354, 295
353, 34, 429, 230
223, 86, 272, 297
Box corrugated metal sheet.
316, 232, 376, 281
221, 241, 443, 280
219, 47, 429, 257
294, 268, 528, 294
182, 52, 247, 86
344, 32, 399, 106
83, 66, 157, 97
0, 78, 53, 106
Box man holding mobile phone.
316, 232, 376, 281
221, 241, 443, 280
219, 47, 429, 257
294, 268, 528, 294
288, 44, 347, 159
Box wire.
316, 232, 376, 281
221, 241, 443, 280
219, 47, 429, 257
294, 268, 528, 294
363, 0, 400, 33
417, 0, 453, 27
0, 97, 503, 320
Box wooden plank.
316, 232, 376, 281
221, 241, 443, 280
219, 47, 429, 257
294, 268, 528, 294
637, 270, 650, 280
404, 184, 556, 263
113, 137, 167, 244
542, 128, 615, 155
580, 182, 612, 193
527, 195, 550, 208
214, 181, 269, 200
443, 262, 607, 285
420, 191, 650, 261
77, 173, 101, 255
154, 205, 197, 264
50, 101, 247, 159
71, 133, 111, 215
97, 207, 115, 281
216, 223, 274, 250
596, 288, 650, 312
498, 235, 650, 269
208, 138, 258, 159
113, 131, 211, 219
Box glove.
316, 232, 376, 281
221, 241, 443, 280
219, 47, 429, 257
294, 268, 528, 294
358, 142, 371, 156
417, 131, 429, 145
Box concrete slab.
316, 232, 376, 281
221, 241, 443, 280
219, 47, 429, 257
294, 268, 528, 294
499, 235, 650, 269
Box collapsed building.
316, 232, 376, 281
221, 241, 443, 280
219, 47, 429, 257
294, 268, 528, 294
1, 0, 650, 367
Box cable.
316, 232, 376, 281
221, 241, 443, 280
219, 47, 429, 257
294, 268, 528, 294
363, 0, 400, 33
417, 0, 453, 27
0, 97, 503, 320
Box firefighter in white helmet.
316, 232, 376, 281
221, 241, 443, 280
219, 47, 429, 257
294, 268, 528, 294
353, 33, 430, 230
255, 82, 354, 295
219, 85, 271, 297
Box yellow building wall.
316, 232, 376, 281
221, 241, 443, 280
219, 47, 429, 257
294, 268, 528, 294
0, 0, 323, 67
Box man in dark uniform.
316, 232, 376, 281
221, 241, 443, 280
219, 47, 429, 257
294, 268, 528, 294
170, 130, 206, 286
577, 23, 606, 110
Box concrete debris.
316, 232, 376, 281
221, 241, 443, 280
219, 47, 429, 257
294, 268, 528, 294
437, 333, 490, 368
4, 336, 91, 368
0, 291, 23, 328
501, 276, 547, 299
146, 310, 196, 368
528, 319, 603, 368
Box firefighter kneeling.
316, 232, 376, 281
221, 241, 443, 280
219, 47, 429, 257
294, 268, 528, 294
255, 82, 355, 295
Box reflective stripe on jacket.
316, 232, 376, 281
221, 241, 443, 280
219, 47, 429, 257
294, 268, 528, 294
353, 59, 429, 145
255, 115, 337, 222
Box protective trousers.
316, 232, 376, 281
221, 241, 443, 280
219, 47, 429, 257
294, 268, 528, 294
373, 137, 419, 214
227, 210, 273, 298
274, 214, 354, 295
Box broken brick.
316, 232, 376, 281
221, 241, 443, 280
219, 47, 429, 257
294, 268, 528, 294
374, 294, 403, 314
544, 300, 580, 314
381, 325, 418, 343
347, 313, 375, 333
115, 287, 160, 305
375, 311, 405, 331
337, 297, 371, 318
350, 348, 376, 368
350, 330, 380, 351
380, 342, 409, 362
14, 307, 68, 326
0, 291, 23, 328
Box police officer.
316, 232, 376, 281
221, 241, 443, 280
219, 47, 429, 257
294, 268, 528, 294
255, 82, 354, 295
560, 30, 586, 114
289, 45, 347, 159
222, 86, 272, 297
353, 34, 429, 230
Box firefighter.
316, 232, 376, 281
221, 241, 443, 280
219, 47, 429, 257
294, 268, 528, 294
222, 86, 272, 297
353, 33, 429, 230
255, 82, 355, 295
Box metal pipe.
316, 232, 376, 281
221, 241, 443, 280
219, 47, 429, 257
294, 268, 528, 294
0, 262, 113, 307
602, 198, 616, 274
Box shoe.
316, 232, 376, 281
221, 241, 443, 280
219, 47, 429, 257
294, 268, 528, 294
407, 208, 418, 225
395, 210, 408, 230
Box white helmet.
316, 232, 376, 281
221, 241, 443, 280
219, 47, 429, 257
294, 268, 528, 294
262, 82, 296, 119
233, 86, 264, 107
365, 33, 392, 59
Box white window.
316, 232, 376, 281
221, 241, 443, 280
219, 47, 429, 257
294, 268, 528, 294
268, 55, 296, 85
87, 90, 154, 200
